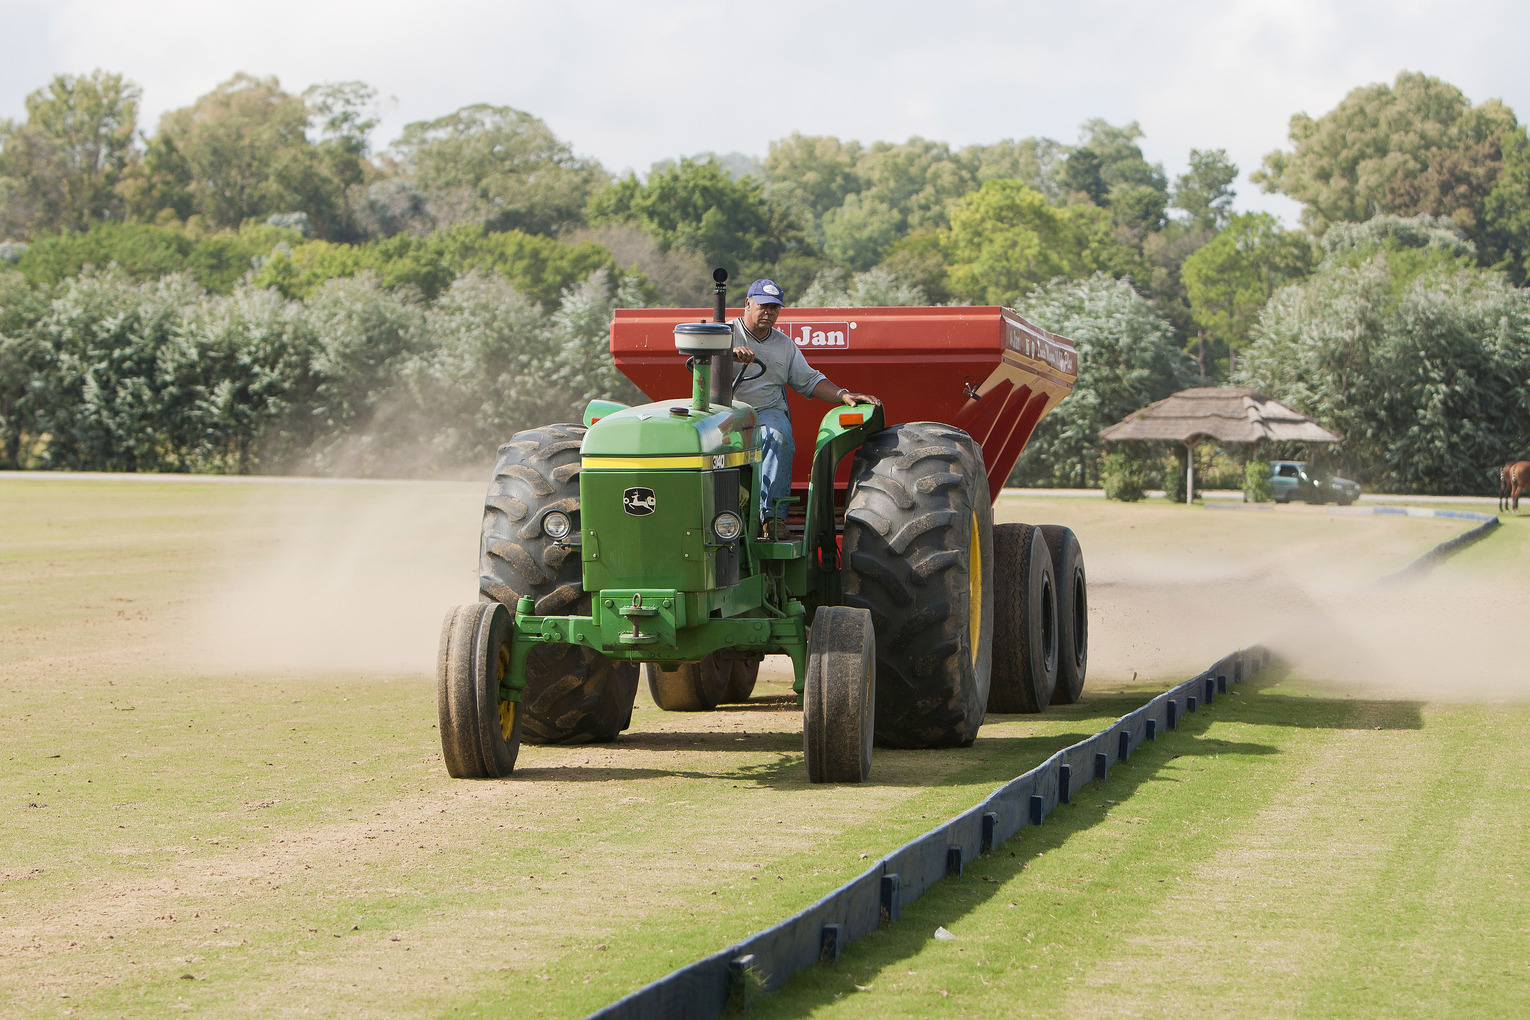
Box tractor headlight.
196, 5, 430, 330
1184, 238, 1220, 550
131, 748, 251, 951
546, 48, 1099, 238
542, 511, 573, 541
712, 511, 743, 543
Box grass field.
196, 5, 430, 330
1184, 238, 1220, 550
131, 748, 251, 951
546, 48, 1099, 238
2, 474, 1522, 1018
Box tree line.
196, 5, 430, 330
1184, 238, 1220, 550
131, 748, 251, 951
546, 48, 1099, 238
1, 69, 1528, 491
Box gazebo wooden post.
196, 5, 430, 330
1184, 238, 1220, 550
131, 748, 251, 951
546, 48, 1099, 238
1184, 438, 1196, 505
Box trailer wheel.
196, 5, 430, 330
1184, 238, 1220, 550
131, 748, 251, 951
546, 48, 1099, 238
804, 606, 876, 783
480, 424, 638, 744
987, 524, 1058, 713
843, 423, 994, 749
437, 602, 522, 778
644, 654, 730, 711
722, 658, 760, 703
1040, 525, 1088, 705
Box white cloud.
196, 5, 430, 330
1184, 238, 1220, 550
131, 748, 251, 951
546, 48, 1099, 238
3, 0, 1526, 224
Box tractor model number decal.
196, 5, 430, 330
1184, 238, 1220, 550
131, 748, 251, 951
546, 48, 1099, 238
623, 487, 657, 516
785, 321, 852, 349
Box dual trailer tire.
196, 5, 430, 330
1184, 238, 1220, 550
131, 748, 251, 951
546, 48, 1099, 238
842, 423, 995, 749
803, 606, 877, 783
437, 602, 522, 779
986, 523, 1089, 712
1040, 525, 1088, 705
477, 424, 638, 751
987, 523, 1058, 712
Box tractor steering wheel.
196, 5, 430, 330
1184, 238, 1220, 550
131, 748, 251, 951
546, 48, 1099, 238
734, 358, 766, 389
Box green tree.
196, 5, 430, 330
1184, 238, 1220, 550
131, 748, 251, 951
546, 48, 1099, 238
14, 221, 300, 294
392, 104, 606, 237
588, 157, 801, 278
27, 269, 201, 471
965, 137, 1063, 197
798, 266, 927, 306
763, 133, 863, 228
1480, 125, 1530, 284
0, 71, 141, 237
0, 268, 49, 467
145, 74, 356, 237
1009, 274, 1193, 487
160, 283, 320, 473
1180, 213, 1313, 376
404, 269, 558, 461
1254, 71, 1517, 234
1236, 215, 1529, 493
941, 180, 1135, 304
1172, 148, 1238, 232
253, 224, 612, 304
1061, 147, 1107, 204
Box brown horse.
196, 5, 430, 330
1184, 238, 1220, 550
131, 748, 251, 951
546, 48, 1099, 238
1501, 461, 1530, 512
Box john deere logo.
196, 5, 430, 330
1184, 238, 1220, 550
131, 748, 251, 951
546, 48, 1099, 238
623, 487, 656, 516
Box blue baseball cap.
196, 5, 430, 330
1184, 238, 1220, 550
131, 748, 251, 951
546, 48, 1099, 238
746, 279, 785, 305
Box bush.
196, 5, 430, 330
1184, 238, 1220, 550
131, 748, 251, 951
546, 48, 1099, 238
1100, 450, 1148, 501
1244, 457, 1275, 502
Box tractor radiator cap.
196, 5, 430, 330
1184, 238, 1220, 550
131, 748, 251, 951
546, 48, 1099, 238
674, 321, 733, 355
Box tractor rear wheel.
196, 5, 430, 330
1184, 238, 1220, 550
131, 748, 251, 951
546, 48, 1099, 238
480, 424, 638, 744
987, 524, 1058, 713
437, 602, 522, 778
1040, 525, 1088, 705
842, 423, 995, 749
644, 654, 730, 711
803, 606, 876, 783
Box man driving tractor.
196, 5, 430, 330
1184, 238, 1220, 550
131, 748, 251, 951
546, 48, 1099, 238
728, 278, 880, 538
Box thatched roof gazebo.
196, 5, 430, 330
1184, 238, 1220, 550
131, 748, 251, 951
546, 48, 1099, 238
1099, 387, 1342, 499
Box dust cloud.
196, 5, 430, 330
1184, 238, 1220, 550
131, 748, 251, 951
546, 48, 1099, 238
182, 480, 484, 676
1088, 549, 1530, 702
181, 481, 1528, 702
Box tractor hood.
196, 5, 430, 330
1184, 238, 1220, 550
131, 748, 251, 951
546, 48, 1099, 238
581, 400, 759, 463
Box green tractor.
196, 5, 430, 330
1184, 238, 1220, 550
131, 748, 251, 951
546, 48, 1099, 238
437, 271, 1087, 783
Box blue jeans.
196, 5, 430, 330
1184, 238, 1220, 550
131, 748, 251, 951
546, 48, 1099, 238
756, 405, 793, 523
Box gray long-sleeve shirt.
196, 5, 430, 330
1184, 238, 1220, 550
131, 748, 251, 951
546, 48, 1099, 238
729, 319, 829, 413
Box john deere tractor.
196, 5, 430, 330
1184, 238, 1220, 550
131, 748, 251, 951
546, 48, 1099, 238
437, 270, 1087, 783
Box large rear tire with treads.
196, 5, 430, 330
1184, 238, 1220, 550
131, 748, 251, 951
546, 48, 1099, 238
987, 523, 1058, 713
480, 424, 638, 744
1039, 525, 1088, 704
842, 423, 994, 749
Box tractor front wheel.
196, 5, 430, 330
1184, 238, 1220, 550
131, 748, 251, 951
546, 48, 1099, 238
437, 602, 522, 778
803, 606, 876, 783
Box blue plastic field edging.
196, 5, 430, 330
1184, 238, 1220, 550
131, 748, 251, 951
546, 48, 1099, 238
584, 647, 1270, 1020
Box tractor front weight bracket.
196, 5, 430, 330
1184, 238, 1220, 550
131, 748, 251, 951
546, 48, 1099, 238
505, 591, 807, 677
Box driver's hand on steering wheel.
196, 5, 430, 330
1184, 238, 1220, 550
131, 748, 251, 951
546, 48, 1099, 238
730, 346, 756, 364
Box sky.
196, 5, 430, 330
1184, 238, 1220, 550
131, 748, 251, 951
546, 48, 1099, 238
3, 0, 1528, 225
